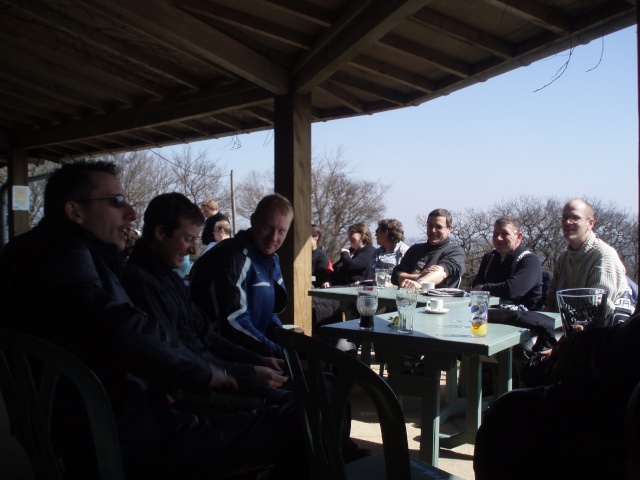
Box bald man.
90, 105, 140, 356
545, 198, 627, 317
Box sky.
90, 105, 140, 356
158, 26, 638, 242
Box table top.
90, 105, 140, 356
321, 302, 535, 356
309, 286, 474, 307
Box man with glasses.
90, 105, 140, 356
544, 198, 627, 315
0, 161, 305, 479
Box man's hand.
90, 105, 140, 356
401, 278, 421, 289
254, 366, 289, 389
207, 364, 238, 391
260, 356, 285, 374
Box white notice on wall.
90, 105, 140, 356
12, 185, 30, 211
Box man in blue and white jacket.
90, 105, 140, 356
190, 193, 293, 358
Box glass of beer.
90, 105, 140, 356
357, 287, 378, 330
470, 291, 489, 337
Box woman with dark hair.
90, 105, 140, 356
373, 218, 410, 270
323, 223, 375, 287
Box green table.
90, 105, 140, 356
321, 304, 554, 467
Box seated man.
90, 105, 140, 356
472, 215, 543, 310
0, 161, 305, 479
122, 193, 290, 403
545, 198, 628, 319
190, 193, 293, 358
392, 208, 466, 289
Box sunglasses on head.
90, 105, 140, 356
76, 194, 127, 208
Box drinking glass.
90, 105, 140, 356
375, 268, 389, 289
396, 289, 417, 334
357, 287, 378, 330
470, 291, 489, 337
556, 288, 608, 336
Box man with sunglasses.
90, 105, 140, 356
0, 161, 305, 479
544, 198, 628, 316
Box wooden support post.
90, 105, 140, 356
273, 93, 313, 334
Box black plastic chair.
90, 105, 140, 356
0, 328, 125, 480
274, 328, 462, 480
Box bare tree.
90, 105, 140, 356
235, 169, 274, 230
234, 147, 388, 260
161, 146, 230, 213
311, 147, 388, 260
110, 151, 170, 231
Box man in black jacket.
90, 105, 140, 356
392, 208, 466, 288
122, 192, 290, 403
0, 161, 305, 479
471, 216, 543, 310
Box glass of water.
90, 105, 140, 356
375, 268, 389, 289
396, 289, 417, 334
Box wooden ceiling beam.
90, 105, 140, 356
253, 0, 334, 27
483, 0, 571, 35
0, 94, 70, 125
213, 113, 245, 131
3, 0, 201, 91
330, 72, 405, 106
245, 106, 274, 125
15, 83, 272, 149
350, 55, 436, 93
176, 0, 311, 49
380, 33, 471, 78
92, 0, 290, 95
0, 71, 108, 114
294, 0, 433, 93
0, 16, 171, 99
0, 39, 138, 106
1, 81, 87, 119
410, 9, 514, 60
176, 119, 213, 137
319, 81, 366, 113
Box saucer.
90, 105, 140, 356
425, 307, 449, 314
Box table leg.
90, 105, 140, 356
495, 348, 513, 398
420, 361, 442, 466
464, 354, 482, 435
440, 354, 482, 450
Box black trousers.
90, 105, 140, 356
474, 383, 631, 480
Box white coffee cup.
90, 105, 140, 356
427, 298, 444, 311
421, 282, 436, 293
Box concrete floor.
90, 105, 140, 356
0, 368, 475, 480
349, 367, 475, 480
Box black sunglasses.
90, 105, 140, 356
76, 194, 127, 208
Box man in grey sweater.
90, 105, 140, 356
544, 198, 627, 317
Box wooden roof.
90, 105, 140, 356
0, 0, 635, 165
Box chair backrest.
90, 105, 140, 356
274, 328, 412, 480
0, 328, 126, 480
